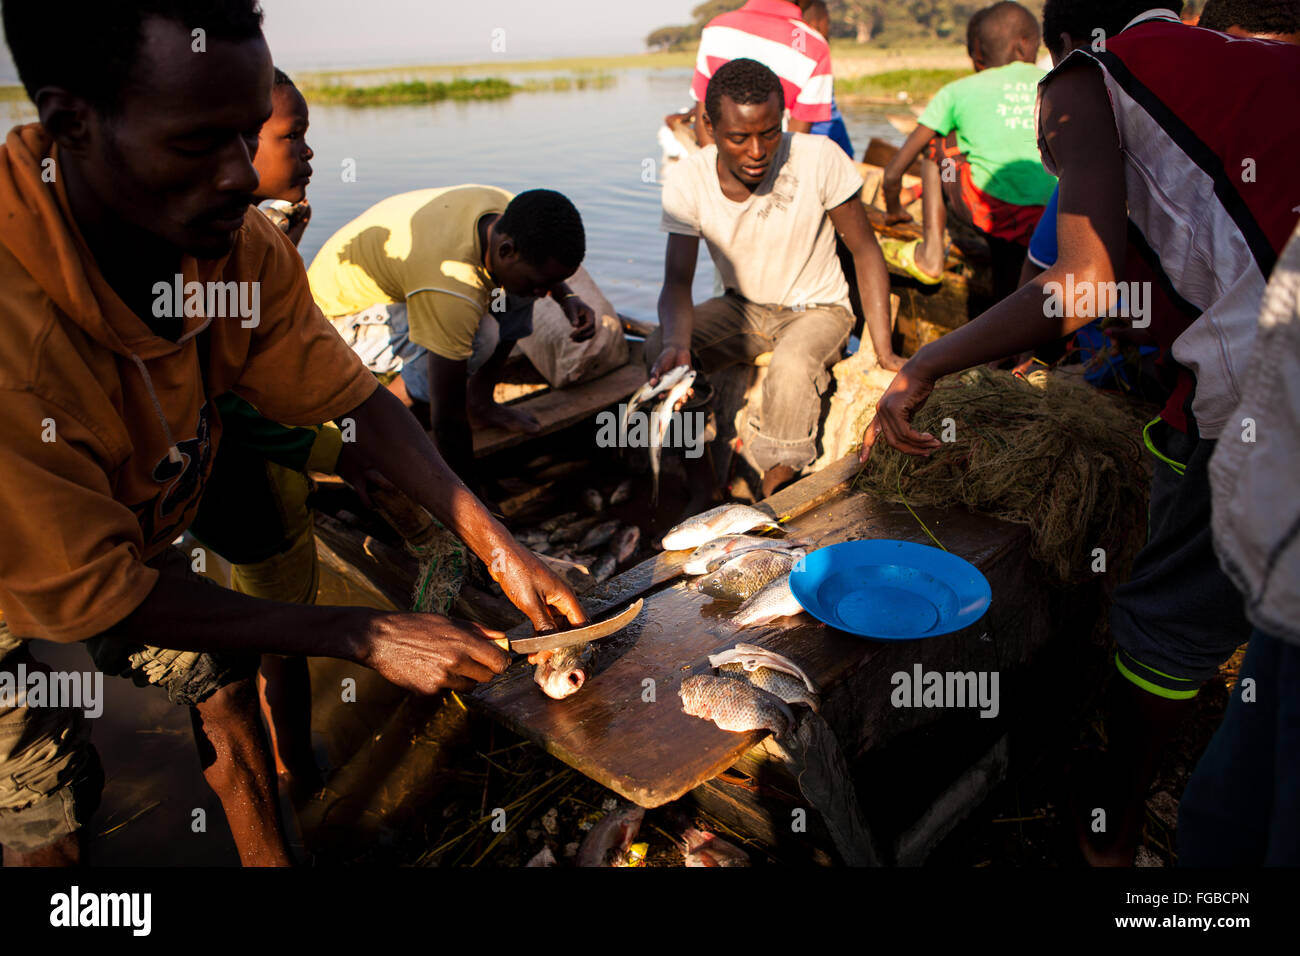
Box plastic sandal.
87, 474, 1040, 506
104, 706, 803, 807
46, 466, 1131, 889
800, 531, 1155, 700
879, 237, 944, 286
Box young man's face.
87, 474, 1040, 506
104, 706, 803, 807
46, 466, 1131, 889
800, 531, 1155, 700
488, 233, 572, 297
707, 92, 784, 186
253, 84, 313, 203
79, 17, 273, 259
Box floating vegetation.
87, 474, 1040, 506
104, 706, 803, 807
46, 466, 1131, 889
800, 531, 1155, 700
303, 73, 616, 107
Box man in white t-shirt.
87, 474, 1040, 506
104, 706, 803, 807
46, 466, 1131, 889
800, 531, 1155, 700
650, 58, 901, 500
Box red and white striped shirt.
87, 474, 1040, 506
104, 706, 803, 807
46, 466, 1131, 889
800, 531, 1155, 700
690, 0, 833, 124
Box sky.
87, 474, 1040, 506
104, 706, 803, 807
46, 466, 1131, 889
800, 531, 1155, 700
0, 0, 702, 82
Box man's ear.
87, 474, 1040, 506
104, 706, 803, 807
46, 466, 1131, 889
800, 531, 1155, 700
702, 109, 714, 138
35, 88, 97, 155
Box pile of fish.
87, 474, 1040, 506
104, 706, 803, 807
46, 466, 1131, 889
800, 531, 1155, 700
513, 488, 641, 589
679, 643, 820, 740
662, 504, 811, 629
623, 364, 696, 503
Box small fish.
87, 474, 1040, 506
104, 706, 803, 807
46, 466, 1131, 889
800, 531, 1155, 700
550, 515, 601, 544
516, 529, 550, 548
591, 553, 617, 583
534, 641, 596, 699
531, 540, 553, 555
525, 846, 557, 867
578, 519, 621, 552
662, 504, 782, 551
650, 368, 697, 504
577, 805, 646, 867
733, 574, 806, 628
718, 662, 820, 712
683, 534, 807, 575
624, 364, 693, 431
611, 525, 641, 564
696, 549, 802, 602
582, 488, 605, 514
708, 642, 817, 693
567, 551, 598, 569
538, 511, 579, 533
679, 674, 794, 738
682, 827, 751, 867
609, 480, 634, 506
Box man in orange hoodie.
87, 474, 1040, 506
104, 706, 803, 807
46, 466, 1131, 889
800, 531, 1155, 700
0, 0, 585, 866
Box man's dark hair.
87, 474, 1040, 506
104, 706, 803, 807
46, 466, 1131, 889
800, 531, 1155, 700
1198, 0, 1299, 35
497, 190, 586, 272
1043, 1, 1185, 56
3, 0, 265, 115
705, 58, 785, 125
273, 67, 295, 89
974, 1, 1042, 66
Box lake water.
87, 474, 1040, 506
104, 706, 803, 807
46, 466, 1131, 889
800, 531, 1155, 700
296, 68, 901, 321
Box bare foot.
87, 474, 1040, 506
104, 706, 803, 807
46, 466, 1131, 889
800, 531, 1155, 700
468, 400, 541, 434
761, 464, 797, 499
913, 240, 945, 279
3, 831, 80, 867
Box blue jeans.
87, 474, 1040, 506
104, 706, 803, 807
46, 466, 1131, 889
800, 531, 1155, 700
1177, 628, 1300, 865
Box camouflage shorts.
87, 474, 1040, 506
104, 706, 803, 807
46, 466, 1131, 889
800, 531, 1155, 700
0, 546, 259, 853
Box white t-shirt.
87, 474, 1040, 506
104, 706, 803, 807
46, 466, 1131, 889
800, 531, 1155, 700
661, 133, 863, 310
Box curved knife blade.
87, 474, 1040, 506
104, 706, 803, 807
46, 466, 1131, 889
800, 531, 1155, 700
505, 598, 644, 655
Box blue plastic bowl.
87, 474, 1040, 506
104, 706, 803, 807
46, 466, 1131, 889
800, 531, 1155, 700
789, 540, 991, 640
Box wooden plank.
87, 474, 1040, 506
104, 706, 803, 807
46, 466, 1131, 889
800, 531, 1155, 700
471, 474, 1026, 808
472, 362, 647, 458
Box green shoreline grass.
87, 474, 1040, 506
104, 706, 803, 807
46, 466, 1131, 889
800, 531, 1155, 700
837, 67, 971, 101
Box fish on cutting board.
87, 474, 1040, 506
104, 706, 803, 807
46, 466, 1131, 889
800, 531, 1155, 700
662, 504, 782, 551
679, 674, 794, 738
533, 641, 596, 699
733, 574, 806, 628
683, 534, 808, 575
718, 661, 820, 712
708, 643, 818, 693
695, 548, 803, 602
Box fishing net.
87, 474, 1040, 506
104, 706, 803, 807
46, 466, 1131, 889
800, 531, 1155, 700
856, 367, 1152, 587
409, 522, 468, 614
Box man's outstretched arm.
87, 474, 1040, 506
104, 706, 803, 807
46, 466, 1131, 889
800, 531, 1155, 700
342, 384, 587, 632
862, 60, 1129, 458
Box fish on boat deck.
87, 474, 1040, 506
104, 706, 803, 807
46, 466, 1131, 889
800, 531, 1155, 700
662, 504, 782, 551
577, 805, 646, 866
682, 827, 751, 867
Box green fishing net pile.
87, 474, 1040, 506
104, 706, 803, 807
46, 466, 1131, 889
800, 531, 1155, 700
856, 367, 1152, 586
410, 522, 468, 614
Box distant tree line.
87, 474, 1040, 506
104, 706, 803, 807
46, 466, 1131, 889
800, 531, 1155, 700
646, 0, 1050, 51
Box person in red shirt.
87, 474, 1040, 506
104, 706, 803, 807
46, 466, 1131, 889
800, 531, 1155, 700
691, 0, 833, 147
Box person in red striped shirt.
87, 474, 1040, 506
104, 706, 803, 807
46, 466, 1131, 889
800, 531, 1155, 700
691, 0, 833, 147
